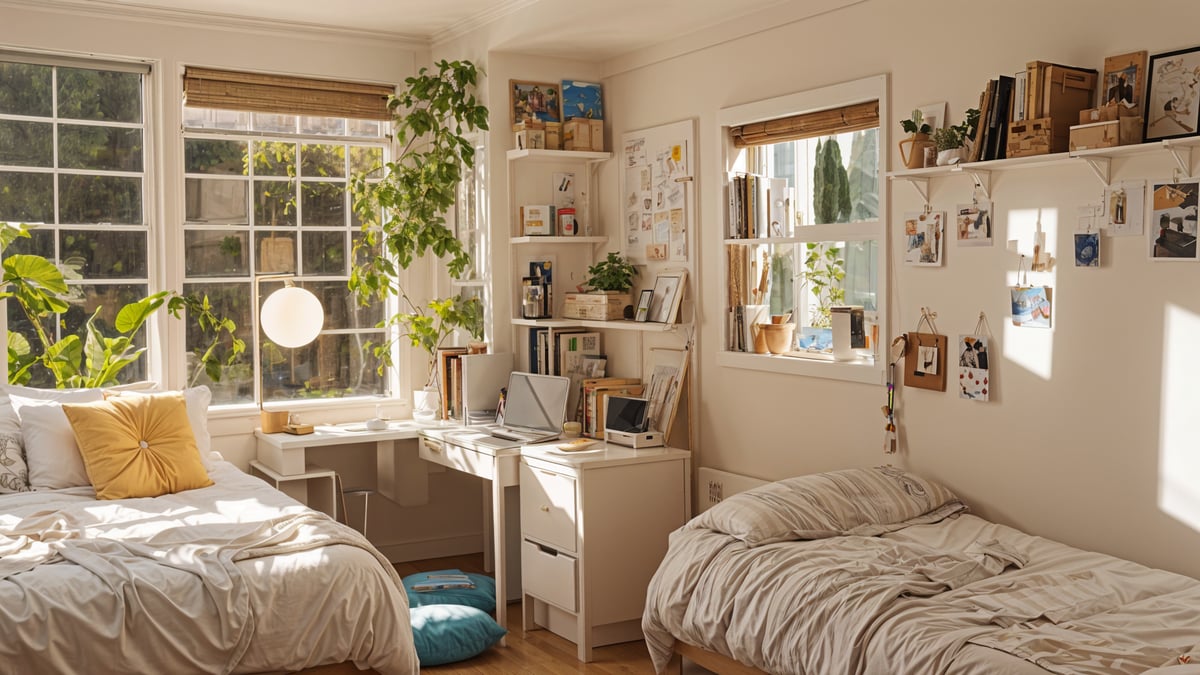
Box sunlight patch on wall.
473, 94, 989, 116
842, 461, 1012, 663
1000, 208, 1056, 381
1159, 303, 1200, 533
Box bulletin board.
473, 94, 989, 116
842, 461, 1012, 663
619, 119, 696, 264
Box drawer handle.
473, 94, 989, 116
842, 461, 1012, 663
539, 505, 550, 512
539, 470, 557, 477
425, 440, 443, 453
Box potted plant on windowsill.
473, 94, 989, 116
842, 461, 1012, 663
932, 108, 981, 166
899, 109, 934, 170
563, 252, 637, 321
348, 59, 488, 420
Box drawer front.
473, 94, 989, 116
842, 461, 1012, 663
521, 540, 577, 612
420, 437, 494, 480
519, 462, 577, 554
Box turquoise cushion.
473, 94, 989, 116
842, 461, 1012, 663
402, 569, 496, 611
410, 605, 507, 666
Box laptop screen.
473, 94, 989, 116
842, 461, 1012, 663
502, 372, 570, 433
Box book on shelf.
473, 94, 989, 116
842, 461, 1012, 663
527, 326, 548, 373
727, 172, 772, 239
557, 331, 602, 416
437, 347, 469, 420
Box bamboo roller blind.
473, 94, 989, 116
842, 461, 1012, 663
182, 67, 394, 120
731, 100, 879, 147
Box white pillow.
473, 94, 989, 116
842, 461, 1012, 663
10, 390, 104, 490
0, 399, 29, 494
107, 386, 215, 468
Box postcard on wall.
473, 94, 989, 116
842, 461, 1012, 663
1106, 180, 1146, 236
956, 199, 993, 246
561, 80, 603, 121
1010, 286, 1052, 328
1148, 179, 1200, 261
1074, 232, 1100, 267
957, 334, 990, 402
903, 210, 944, 266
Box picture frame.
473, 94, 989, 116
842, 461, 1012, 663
561, 80, 604, 121
510, 80, 561, 126
903, 210, 944, 266
634, 289, 653, 322
1144, 47, 1200, 142
1103, 50, 1148, 109
647, 268, 687, 324
1148, 179, 1200, 261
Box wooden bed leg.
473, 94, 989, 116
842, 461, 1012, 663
667, 649, 684, 675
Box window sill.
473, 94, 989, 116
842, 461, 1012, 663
715, 350, 883, 385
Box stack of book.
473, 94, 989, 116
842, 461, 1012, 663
580, 377, 643, 438
969, 75, 1016, 162
409, 572, 476, 592
727, 173, 787, 239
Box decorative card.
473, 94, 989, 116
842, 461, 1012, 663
956, 199, 993, 247
1010, 286, 1051, 328
1149, 179, 1199, 261
903, 211, 944, 266
957, 334, 991, 402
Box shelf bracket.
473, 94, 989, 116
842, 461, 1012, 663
966, 169, 991, 200
892, 176, 930, 206
1081, 156, 1111, 186
1165, 142, 1192, 179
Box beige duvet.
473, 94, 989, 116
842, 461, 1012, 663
0, 460, 418, 675
644, 473, 1200, 675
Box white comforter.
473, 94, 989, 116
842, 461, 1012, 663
643, 512, 1200, 675
0, 459, 419, 675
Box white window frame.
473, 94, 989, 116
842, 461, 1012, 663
715, 74, 888, 385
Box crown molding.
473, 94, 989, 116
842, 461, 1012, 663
432, 0, 539, 47
0, 0, 430, 49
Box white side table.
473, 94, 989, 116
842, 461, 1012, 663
248, 460, 338, 518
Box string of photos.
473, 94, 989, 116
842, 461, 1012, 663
958, 312, 993, 402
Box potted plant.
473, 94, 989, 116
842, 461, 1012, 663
932, 108, 981, 166
348, 59, 488, 417
898, 108, 934, 170
564, 252, 637, 320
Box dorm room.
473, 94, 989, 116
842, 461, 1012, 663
3, 0, 1200, 673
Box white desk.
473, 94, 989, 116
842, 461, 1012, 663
418, 427, 524, 639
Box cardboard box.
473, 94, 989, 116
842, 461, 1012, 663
563, 292, 631, 320
519, 204, 555, 236
1069, 117, 1144, 151
1006, 117, 1053, 158
1041, 64, 1097, 152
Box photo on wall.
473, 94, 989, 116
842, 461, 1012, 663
956, 200, 992, 247
1148, 179, 1199, 260
1010, 286, 1052, 328
903, 210, 944, 266
1074, 232, 1100, 267
957, 334, 990, 402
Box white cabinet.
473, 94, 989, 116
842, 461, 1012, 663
519, 442, 690, 662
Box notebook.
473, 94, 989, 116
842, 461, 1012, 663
470, 371, 570, 449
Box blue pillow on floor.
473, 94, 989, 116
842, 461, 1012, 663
402, 569, 496, 611
410, 604, 507, 666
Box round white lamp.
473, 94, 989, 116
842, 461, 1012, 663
260, 285, 323, 348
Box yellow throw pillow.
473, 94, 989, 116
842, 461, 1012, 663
62, 392, 213, 500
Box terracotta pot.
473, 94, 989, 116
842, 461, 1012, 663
899, 133, 934, 169
756, 322, 795, 354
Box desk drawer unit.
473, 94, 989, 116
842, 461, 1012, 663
521, 540, 577, 611
419, 436, 495, 480
519, 461, 577, 554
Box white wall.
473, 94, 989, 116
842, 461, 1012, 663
598, 0, 1200, 579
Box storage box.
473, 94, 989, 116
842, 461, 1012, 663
564, 119, 604, 152
1041, 64, 1097, 152
1006, 117, 1053, 158
544, 121, 561, 150
1069, 117, 1144, 151
520, 204, 555, 236
562, 292, 631, 320
515, 129, 544, 150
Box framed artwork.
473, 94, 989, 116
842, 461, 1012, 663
510, 80, 561, 126
1144, 47, 1200, 142
647, 269, 687, 323
903, 210, 944, 266
634, 289, 653, 322
1149, 179, 1199, 261
1010, 286, 1052, 328
1102, 50, 1148, 109
1074, 232, 1100, 267
561, 80, 604, 121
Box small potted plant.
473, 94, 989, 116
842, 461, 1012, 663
932, 108, 980, 166
899, 109, 934, 169
564, 252, 637, 320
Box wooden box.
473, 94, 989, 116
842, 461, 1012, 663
563, 292, 631, 320
1069, 117, 1144, 151
1006, 117, 1053, 158
520, 204, 555, 236
564, 119, 604, 152
544, 121, 561, 150
515, 129, 544, 150
1041, 65, 1097, 153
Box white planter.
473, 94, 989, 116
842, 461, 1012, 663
412, 386, 440, 422
936, 147, 968, 166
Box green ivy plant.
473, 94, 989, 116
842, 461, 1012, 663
2, 222, 243, 388
584, 252, 637, 292
801, 242, 845, 329
348, 59, 489, 388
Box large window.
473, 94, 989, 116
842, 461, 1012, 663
718, 76, 887, 383
181, 107, 390, 405
0, 55, 151, 386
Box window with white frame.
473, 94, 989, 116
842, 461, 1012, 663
718, 75, 887, 384
0, 55, 151, 387
181, 68, 393, 405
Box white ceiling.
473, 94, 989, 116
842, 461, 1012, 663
24, 0, 797, 60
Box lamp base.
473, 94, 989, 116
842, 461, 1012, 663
261, 410, 290, 434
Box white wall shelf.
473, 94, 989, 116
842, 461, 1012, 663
511, 235, 608, 245
511, 317, 681, 332
507, 148, 612, 164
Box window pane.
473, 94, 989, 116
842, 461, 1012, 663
251, 141, 296, 177
59, 174, 142, 224
299, 116, 345, 136
300, 181, 346, 226
310, 279, 383, 329
50, 283, 150, 382
185, 138, 247, 175
185, 230, 248, 277
349, 146, 383, 178
252, 113, 295, 133
183, 281, 253, 405
57, 68, 141, 123
255, 231, 296, 273
348, 119, 383, 138
185, 178, 247, 224
0, 62, 52, 117
58, 124, 143, 172
60, 229, 147, 278
0, 171, 54, 222
183, 106, 249, 131
301, 144, 345, 178
301, 230, 346, 276
1, 227, 53, 258
0, 120, 53, 167
770, 129, 879, 227
254, 180, 295, 226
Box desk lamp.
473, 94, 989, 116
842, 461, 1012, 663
253, 275, 323, 433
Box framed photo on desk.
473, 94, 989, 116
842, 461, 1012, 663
647, 268, 687, 323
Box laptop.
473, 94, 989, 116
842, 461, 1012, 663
466, 371, 570, 449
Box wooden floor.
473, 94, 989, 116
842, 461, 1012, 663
394, 553, 674, 674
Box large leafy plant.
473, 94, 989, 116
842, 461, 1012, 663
349, 59, 489, 388
1, 222, 243, 388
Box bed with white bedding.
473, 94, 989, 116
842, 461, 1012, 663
0, 385, 418, 675
642, 466, 1200, 675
